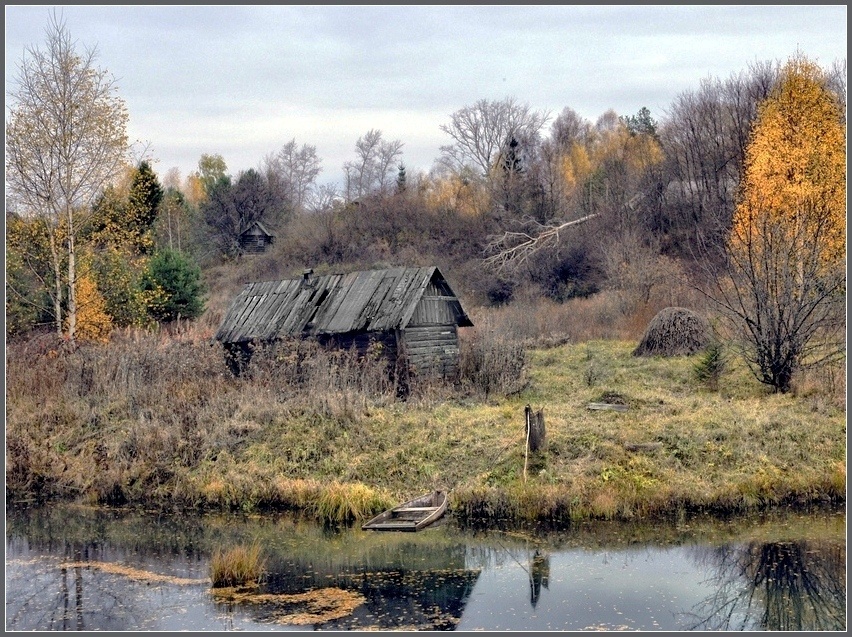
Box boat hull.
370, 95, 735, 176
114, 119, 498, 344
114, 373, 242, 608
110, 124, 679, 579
362, 490, 448, 532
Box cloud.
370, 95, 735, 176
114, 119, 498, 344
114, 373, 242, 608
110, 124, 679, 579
6, 5, 846, 187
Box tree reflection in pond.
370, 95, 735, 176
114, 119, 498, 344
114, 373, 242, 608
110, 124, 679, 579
685, 540, 846, 631
240, 543, 482, 630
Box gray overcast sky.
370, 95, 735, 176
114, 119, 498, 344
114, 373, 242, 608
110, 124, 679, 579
5, 5, 847, 189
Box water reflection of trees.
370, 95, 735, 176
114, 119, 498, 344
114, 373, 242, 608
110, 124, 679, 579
6, 504, 209, 561
59, 551, 84, 630
9, 504, 846, 631
255, 543, 482, 630
6, 539, 158, 631
685, 540, 846, 631
7, 506, 211, 631
9, 505, 483, 631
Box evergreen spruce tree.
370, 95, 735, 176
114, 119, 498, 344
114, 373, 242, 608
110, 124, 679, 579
141, 249, 206, 322
127, 160, 164, 254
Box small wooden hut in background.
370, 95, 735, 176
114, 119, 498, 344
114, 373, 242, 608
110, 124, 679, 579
238, 220, 275, 254
215, 265, 473, 379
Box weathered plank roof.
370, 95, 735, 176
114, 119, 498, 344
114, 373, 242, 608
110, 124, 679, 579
215, 266, 473, 344
239, 219, 274, 237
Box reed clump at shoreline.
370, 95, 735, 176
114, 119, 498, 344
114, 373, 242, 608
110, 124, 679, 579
5, 305, 845, 526
210, 541, 267, 588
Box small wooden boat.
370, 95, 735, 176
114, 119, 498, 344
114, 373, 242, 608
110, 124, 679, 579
361, 490, 448, 532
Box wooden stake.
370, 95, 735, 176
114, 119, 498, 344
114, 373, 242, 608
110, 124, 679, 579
523, 404, 531, 482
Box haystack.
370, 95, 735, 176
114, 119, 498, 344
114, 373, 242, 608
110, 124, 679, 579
633, 307, 710, 357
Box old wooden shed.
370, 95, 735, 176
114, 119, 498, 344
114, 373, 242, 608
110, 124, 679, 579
239, 220, 275, 254
215, 266, 473, 378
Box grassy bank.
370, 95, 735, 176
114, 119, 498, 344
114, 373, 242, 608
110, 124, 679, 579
5, 318, 845, 526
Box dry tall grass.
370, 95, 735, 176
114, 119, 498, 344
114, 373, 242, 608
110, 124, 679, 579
210, 541, 267, 588
471, 288, 704, 347
4, 301, 529, 512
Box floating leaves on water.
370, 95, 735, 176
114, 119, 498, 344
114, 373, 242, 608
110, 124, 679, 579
210, 586, 365, 625
59, 560, 207, 586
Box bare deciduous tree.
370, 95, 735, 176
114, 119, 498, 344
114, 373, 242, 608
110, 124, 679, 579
658, 61, 780, 256
306, 183, 342, 215
262, 138, 322, 215
6, 11, 130, 340
342, 129, 404, 201
702, 56, 846, 393
549, 106, 592, 151
439, 97, 550, 179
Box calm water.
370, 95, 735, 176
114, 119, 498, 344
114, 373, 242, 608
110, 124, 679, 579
5, 503, 846, 631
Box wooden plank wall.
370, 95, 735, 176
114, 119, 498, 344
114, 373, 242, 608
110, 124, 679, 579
240, 235, 271, 253
216, 267, 471, 381
402, 325, 460, 378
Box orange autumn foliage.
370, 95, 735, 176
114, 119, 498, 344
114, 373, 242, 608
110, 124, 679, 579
732, 54, 846, 268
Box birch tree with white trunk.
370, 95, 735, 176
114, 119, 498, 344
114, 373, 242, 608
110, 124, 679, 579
6, 11, 130, 341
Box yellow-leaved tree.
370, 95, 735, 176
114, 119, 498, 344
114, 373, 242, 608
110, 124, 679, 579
71, 271, 113, 343
712, 54, 846, 393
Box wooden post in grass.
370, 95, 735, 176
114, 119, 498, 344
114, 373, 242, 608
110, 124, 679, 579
524, 405, 546, 482
524, 406, 531, 482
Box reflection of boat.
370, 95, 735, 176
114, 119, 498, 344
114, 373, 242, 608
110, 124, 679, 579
362, 491, 448, 532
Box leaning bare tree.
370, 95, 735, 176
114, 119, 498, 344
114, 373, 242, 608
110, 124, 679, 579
483, 214, 598, 273
6, 11, 129, 341
482, 105, 666, 284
